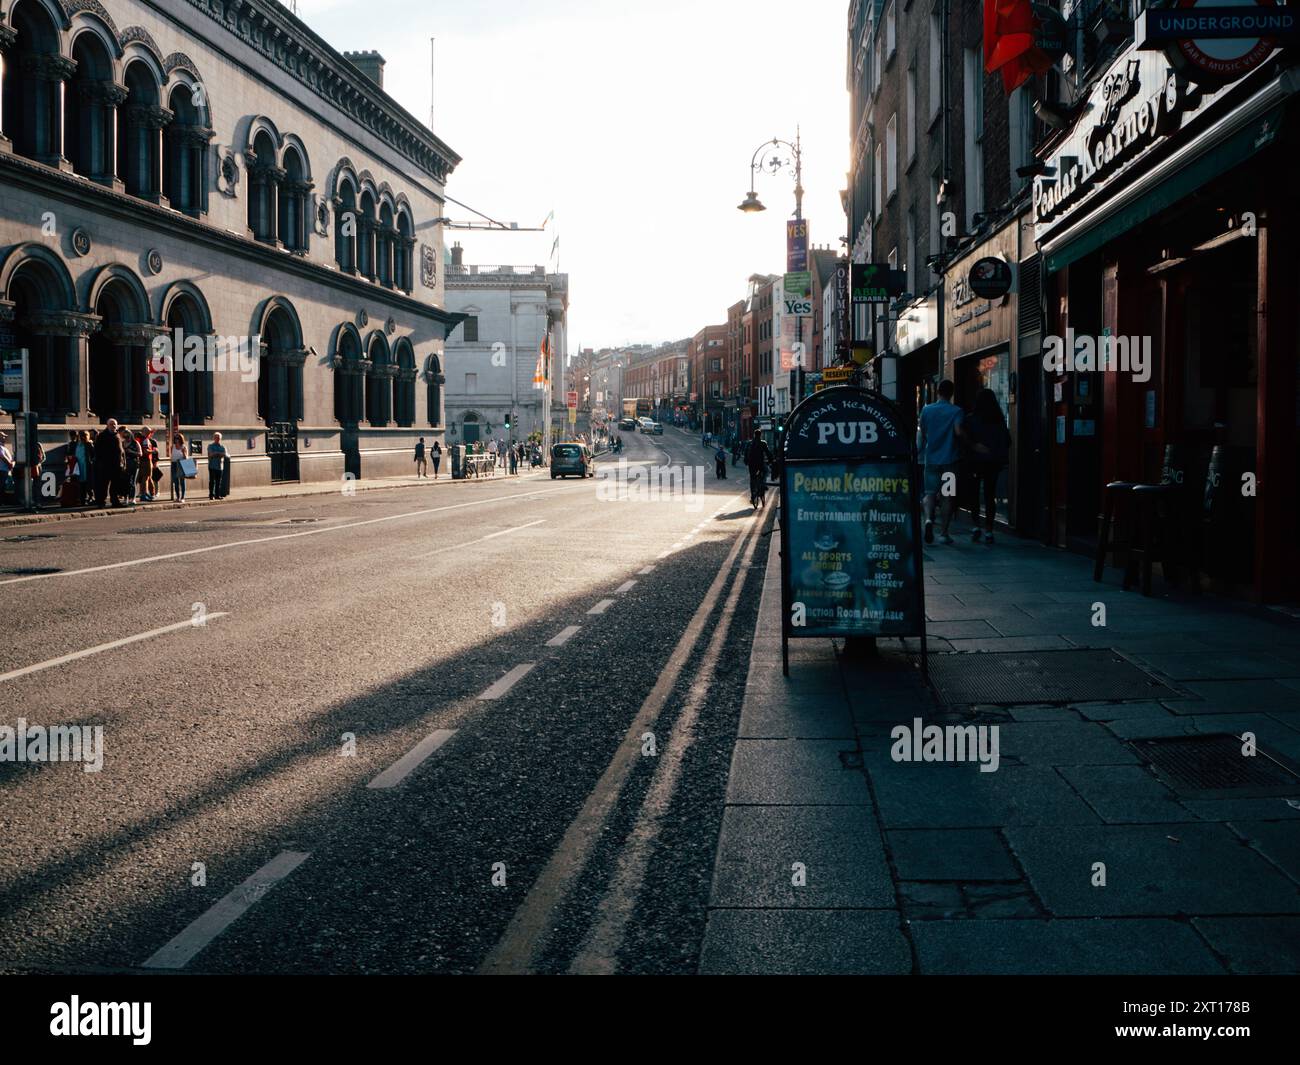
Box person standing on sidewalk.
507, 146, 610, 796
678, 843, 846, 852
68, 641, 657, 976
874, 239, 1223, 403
120, 427, 141, 506
207, 433, 228, 500
431, 440, 442, 480
964, 388, 1011, 544
918, 380, 965, 545
170, 432, 188, 502
414, 437, 428, 478
93, 421, 123, 507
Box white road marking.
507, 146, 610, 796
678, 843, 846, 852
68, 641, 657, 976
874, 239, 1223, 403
142, 851, 310, 970
0, 614, 230, 684
479, 508, 761, 975
0, 488, 577, 586
478, 663, 536, 701
572, 508, 766, 973
546, 626, 581, 648
368, 729, 458, 790
412, 519, 546, 560
614, 581, 637, 595
638, 567, 656, 575
587, 599, 615, 616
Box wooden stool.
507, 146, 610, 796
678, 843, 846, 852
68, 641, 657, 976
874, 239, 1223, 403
1094, 481, 1137, 582
1126, 484, 1175, 596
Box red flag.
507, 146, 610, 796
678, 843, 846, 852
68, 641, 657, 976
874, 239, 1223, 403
984, 0, 1053, 94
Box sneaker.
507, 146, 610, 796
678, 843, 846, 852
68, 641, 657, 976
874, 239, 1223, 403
984, 533, 996, 544
940, 533, 955, 545
924, 520, 934, 545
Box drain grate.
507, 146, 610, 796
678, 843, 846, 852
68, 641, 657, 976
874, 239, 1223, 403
922, 648, 1180, 705
2, 566, 61, 575
118, 523, 226, 534
1, 533, 57, 543
1132, 735, 1300, 798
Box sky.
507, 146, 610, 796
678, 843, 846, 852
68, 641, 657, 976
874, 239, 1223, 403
300, 0, 850, 352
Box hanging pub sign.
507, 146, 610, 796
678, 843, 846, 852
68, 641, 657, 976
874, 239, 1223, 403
834, 261, 851, 363
1137, 1, 1293, 84
851, 263, 908, 304
778, 386, 927, 676
968, 257, 1014, 300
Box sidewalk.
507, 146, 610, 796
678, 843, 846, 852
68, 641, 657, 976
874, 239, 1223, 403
701, 523, 1300, 975
0, 465, 550, 529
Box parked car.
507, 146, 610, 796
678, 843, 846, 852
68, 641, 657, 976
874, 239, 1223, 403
648, 420, 663, 435
618, 417, 637, 431
551, 442, 594, 479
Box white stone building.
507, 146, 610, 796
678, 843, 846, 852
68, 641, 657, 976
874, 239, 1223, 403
442, 246, 568, 448
0, 0, 463, 489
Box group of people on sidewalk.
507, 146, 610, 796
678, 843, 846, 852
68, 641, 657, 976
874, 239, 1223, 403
918, 380, 1011, 546
413, 438, 444, 479
0, 421, 232, 510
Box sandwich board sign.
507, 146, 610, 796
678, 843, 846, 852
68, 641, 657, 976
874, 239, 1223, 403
778, 386, 927, 676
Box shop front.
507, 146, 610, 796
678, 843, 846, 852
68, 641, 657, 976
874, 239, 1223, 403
892, 294, 939, 435
1032, 27, 1299, 601
943, 218, 1024, 531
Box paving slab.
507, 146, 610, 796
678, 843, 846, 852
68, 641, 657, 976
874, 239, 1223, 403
709, 806, 895, 908
996, 721, 1142, 767
870, 764, 1102, 829
698, 909, 911, 975
888, 828, 1019, 881
1192, 917, 1300, 973
725, 739, 871, 805
1134, 651, 1300, 682
911, 918, 1225, 975
1228, 820, 1300, 883
1005, 823, 1300, 916
1175, 679, 1300, 713
1056, 764, 1197, 824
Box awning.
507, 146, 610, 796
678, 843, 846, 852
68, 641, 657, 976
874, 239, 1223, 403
1044, 102, 1287, 275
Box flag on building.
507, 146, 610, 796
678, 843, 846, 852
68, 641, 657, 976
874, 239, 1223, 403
533, 334, 550, 389
983, 0, 1054, 93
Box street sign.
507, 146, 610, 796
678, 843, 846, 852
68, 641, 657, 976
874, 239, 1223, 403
778, 387, 927, 675
566, 390, 578, 409
823, 366, 856, 383
968, 257, 1014, 300
149, 373, 169, 395
851, 264, 907, 304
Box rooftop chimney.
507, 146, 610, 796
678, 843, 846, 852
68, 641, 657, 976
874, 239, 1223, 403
451, 242, 464, 267
343, 50, 386, 90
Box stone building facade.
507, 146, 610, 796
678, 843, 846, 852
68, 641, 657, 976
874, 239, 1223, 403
442, 247, 568, 448
0, 0, 463, 491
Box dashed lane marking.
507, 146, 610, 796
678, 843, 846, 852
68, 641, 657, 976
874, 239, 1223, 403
638, 567, 655, 575
478, 663, 536, 701
614, 581, 637, 594
368, 729, 458, 790
142, 851, 310, 970
546, 626, 581, 648
587, 600, 616, 616
0, 614, 231, 684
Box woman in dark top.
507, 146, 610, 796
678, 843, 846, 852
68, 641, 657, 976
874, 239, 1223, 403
965, 388, 1011, 544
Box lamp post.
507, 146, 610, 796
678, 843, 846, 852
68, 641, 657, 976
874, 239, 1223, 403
739, 130, 807, 414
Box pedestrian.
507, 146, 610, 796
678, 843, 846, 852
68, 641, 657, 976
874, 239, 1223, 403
508, 445, 518, 475
964, 388, 1011, 544
207, 432, 228, 500
76, 430, 94, 505
0, 431, 15, 505
745, 430, 772, 509
415, 437, 428, 478
170, 431, 188, 502
431, 440, 442, 480
121, 428, 141, 505
714, 444, 727, 479
93, 420, 123, 507
918, 379, 966, 545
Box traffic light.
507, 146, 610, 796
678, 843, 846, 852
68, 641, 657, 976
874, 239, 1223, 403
505, 410, 513, 431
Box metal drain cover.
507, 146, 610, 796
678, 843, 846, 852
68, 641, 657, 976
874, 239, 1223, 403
118, 523, 225, 534
2, 566, 61, 575
1132, 735, 1300, 799
1, 534, 57, 543
922, 649, 1180, 705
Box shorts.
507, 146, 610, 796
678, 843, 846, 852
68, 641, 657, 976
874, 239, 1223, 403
924, 462, 959, 497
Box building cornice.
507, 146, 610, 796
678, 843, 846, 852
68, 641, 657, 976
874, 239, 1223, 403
178, 0, 461, 183
0, 151, 466, 339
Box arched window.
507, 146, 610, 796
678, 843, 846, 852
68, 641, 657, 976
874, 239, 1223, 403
365, 333, 390, 427
119, 60, 167, 201
335, 181, 357, 273
279, 145, 310, 252
4, 1, 72, 167
425, 354, 444, 428
3, 251, 82, 416
67, 33, 120, 185
393, 339, 416, 428
358, 190, 377, 280
396, 209, 414, 293
377, 202, 395, 288
89, 272, 153, 422
257, 301, 305, 425
247, 130, 280, 244
332, 328, 364, 426
163, 287, 214, 423
164, 84, 211, 216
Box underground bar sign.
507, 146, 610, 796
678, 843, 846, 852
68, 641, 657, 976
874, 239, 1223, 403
778, 387, 927, 672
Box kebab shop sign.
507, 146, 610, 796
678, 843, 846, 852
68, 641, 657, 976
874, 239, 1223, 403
781, 388, 923, 639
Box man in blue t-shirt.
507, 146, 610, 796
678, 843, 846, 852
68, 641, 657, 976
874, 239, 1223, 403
918, 380, 966, 545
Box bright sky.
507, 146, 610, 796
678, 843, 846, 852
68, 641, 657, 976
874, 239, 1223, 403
300, 0, 849, 352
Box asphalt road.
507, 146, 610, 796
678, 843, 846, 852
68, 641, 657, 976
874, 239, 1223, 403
0, 426, 772, 974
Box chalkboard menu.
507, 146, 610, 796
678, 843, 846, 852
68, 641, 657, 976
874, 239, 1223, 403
785, 459, 920, 637
778, 386, 927, 672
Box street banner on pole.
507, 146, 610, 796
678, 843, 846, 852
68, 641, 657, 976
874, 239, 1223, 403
786, 219, 809, 273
